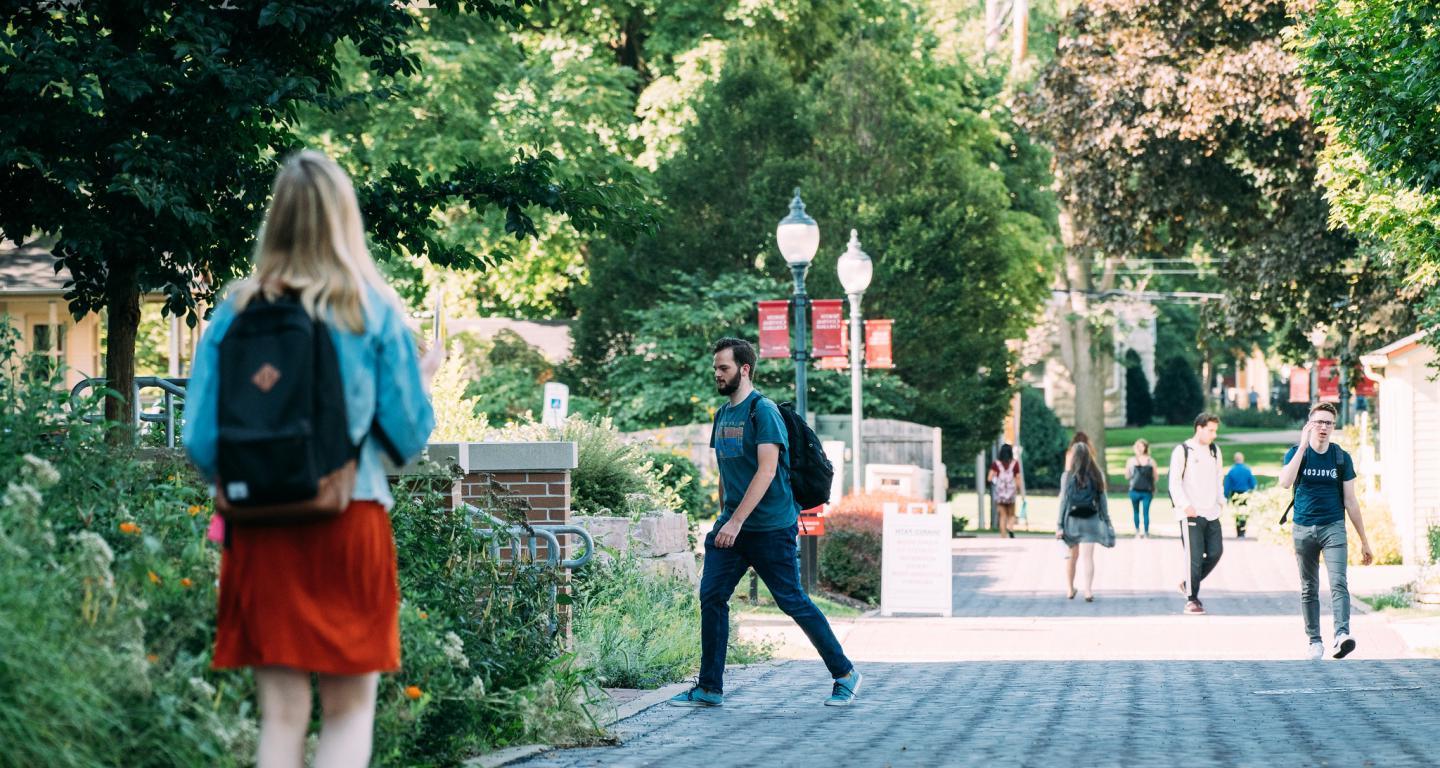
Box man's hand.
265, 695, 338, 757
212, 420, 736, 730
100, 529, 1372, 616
1361, 541, 1374, 566
1299, 421, 1314, 450
714, 518, 743, 548
1184, 506, 1198, 518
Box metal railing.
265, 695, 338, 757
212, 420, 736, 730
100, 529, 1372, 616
69, 377, 189, 448
461, 502, 593, 635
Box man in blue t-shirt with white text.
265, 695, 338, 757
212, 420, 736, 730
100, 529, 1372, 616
670, 337, 860, 708
1279, 402, 1374, 660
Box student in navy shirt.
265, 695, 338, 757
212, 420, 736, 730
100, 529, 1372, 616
1279, 403, 1373, 661
1223, 452, 1257, 500
670, 337, 860, 709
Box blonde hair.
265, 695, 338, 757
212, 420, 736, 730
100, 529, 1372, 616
232, 150, 401, 333
1133, 439, 1149, 456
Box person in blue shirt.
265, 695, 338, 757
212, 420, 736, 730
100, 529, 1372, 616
670, 337, 859, 709
1223, 452, 1258, 500
1279, 402, 1373, 661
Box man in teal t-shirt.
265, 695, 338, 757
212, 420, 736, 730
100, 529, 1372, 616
670, 337, 859, 709
1279, 402, 1373, 661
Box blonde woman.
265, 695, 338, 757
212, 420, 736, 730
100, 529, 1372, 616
183, 151, 440, 768
1056, 443, 1116, 601
1124, 439, 1157, 538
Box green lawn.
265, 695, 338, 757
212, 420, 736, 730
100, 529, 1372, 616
732, 578, 866, 617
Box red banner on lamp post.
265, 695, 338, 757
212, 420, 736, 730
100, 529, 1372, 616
1288, 365, 1310, 403
865, 319, 894, 369
811, 299, 844, 358
817, 321, 848, 369
757, 300, 790, 359
1317, 358, 1341, 402
1353, 368, 1377, 398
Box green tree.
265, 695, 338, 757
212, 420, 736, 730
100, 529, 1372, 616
1123, 349, 1153, 427
1295, 1, 1440, 338
1019, 387, 1069, 490
1153, 356, 1204, 426
0, 2, 654, 431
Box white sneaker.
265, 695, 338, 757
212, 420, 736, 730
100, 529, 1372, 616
1306, 642, 1324, 661
1332, 634, 1356, 659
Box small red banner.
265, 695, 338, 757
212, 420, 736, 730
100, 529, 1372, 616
1317, 358, 1341, 402
811, 299, 844, 358
757, 300, 790, 359
799, 507, 826, 536
1353, 368, 1377, 398
865, 319, 894, 369
817, 321, 849, 369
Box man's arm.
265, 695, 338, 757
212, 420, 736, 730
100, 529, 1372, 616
1343, 478, 1373, 565
1278, 425, 1313, 489
714, 443, 779, 548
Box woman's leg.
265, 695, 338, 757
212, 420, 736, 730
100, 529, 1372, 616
1141, 494, 1153, 535
1066, 544, 1078, 596
255, 667, 313, 768
1080, 542, 1096, 598
314, 672, 381, 768
1130, 491, 1142, 532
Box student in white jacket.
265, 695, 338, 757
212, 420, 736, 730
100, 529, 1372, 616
1169, 413, 1225, 615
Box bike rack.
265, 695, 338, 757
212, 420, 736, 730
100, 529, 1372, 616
69, 376, 189, 448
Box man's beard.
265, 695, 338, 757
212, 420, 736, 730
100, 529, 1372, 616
717, 372, 741, 396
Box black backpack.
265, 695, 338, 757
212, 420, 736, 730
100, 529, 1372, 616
214, 294, 358, 522
1066, 479, 1099, 518
723, 395, 834, 511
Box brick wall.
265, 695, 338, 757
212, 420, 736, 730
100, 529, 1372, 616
461, 470, 572, 562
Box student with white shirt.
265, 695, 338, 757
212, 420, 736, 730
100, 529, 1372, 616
1168, 413, 1225, 615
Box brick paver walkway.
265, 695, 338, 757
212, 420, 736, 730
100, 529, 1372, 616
517, 536, 1433, 766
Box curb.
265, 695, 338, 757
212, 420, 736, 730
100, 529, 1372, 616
464, 681, 692, 768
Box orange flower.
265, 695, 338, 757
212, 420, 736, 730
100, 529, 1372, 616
146, 654, 159, 664
405, 685, 423, 700
418, 611, 428, 620
187, 505, 202, 516
148, 570, 161, 585
119, 521, 141, 535
180, 578, 194, 588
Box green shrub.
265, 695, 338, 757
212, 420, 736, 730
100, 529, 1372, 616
1218, 407, 1297, 429
378, 474, 601, 763
1250, 486, 1403, 565
1429, 524, 1440, 565
645, 449, 704, 522
1020, 387, 1068, 490
1153, 356, 1205, 426
818, 493, 917, 604
501, 415, 683, 518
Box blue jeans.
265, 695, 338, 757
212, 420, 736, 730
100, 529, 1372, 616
699, 522, 852, 693
1294, 519, 1350, 643
1129, 491, 1153, 533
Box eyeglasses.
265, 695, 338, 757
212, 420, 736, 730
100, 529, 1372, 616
1310, 419, 1335, 427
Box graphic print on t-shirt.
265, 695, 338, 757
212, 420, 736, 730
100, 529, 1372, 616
714, 418, 746, 459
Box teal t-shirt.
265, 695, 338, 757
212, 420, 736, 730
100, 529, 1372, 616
1283, 443, 1355, 526
711, 391, 798, 532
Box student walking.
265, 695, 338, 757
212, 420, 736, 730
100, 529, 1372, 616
988, 443, 1026, 539
1278, 403, 1374, 660
1169, 413, 1225, 615
1124, 439, 1157, 538
671, 337, 860, 708
1224, 451, 1258, 500
183, 151, 439, 768
1056, 443, 1116, 601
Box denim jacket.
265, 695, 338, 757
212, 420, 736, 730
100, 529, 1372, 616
182, 286, 436, 510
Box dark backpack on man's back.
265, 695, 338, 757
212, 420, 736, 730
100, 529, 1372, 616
744, 396, 835, 511
214, 294, 358, 522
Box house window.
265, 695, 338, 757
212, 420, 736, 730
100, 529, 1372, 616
31, 323, 66, 379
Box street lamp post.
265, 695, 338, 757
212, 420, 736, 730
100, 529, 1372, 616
776, 188, 821, 592
837, 229, 873, 495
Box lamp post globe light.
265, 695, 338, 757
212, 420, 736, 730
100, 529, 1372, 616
837, 229, 872, 495
777, 188, 819, 593
776, 187, 820, 421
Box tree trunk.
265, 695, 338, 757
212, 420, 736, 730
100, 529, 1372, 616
1058, 203, 1109, 476
103, 256, 142, 444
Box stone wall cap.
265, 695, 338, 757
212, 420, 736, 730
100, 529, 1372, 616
389, 441, 578, 475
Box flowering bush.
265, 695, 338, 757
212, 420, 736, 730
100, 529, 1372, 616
818, 492, 929, 604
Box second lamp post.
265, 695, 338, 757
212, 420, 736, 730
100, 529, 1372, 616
837, 229, 873, 495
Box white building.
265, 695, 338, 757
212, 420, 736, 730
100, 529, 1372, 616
1360, 331, 1439, 565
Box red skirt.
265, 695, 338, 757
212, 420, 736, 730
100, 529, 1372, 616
213, 500, 400, 675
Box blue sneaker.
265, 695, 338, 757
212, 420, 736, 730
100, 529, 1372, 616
825, 669, 862, 707
669, 685, 723, 707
